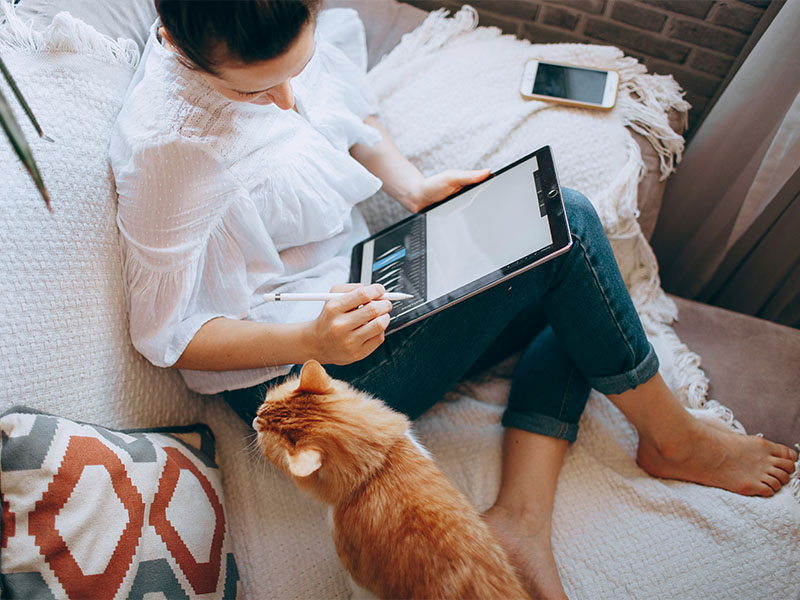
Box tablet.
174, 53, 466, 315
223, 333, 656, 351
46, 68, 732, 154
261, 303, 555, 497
349, 145, 572, 333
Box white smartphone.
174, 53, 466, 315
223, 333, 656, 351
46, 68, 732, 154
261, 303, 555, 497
520, 59, 619, 110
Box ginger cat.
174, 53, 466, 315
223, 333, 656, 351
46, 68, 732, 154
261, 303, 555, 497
252, 360, 529, 600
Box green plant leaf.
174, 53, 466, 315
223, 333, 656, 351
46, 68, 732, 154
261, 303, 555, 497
0, 55, 49, 140
0, 88, 51, 211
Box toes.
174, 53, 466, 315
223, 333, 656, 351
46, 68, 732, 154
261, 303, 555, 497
768, 466, 792, 485
763, 474, 783, 493
771, 457, 798, 475
769, 442, 799, 461
756, 481, 777, 497
737, 480, 773, 496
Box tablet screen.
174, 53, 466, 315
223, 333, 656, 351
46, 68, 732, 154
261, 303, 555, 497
352, 146, 571, 332
426, 154, 550, 299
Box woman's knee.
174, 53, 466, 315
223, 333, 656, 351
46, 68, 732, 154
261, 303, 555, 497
561, 188, 604, 241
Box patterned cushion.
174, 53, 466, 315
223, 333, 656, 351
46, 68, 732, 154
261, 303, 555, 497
0, 408, 239, 599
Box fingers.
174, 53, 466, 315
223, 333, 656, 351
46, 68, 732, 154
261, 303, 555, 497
358, 334, 386, 362
320, 297, 391, 335
449, 168, 491, 186
414, 168, 492, 212
358, 313, 391, 350
342, 306, 390, 358
331, 284, 386, 312
326, 308, 391, 365
346, 300, 393, 331
329, 283, 364, 293
357, 311, 391, 335
316, 285, 392, 362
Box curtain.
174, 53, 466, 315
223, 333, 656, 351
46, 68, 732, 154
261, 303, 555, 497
651, 0, 800, 329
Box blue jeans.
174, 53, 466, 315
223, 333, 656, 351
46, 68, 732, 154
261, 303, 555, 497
223, 189, 658, 443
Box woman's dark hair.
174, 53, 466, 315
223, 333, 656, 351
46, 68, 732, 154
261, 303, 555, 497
155, 0, 323, 75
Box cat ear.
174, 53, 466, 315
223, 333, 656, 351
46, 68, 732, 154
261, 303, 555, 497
286, 447, 322, 477
297, 360, 333, 394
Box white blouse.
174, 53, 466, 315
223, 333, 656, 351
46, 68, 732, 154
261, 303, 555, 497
109, 9, 384, 394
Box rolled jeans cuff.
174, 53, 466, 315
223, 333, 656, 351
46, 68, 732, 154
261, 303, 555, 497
501, 410, 580, 443
584, 342, 660, 395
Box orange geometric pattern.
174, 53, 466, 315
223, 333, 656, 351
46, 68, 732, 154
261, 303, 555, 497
1, 493, 14, 549
150, 446, 226, 595
1, 412, 238, 599
27, 436, 145, 600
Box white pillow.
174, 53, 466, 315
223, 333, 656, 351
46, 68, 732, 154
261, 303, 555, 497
14, 0, 156, 51
0, 5, 201, 427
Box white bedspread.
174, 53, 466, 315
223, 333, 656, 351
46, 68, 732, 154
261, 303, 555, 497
1, 4, 797, 599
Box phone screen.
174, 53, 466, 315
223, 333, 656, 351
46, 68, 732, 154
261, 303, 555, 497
532, 63, 607, 104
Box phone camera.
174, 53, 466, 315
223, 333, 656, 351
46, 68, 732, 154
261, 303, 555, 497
547, 188, 558, 199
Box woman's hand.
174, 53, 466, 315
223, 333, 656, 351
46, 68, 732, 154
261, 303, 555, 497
405, 168, 491, 213
172, 283, 390, 371
349, 116, 491, 214
305, 283, 392, 365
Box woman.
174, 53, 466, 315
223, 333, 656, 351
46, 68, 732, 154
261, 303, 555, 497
108, 2, 797, 598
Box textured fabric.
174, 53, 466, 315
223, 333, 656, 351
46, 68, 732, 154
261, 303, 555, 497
109, 10, 383, 393
2, 4, 799, 600
0, 6, 201, 429
0, 408, 239, 599
421, 378, 800, 600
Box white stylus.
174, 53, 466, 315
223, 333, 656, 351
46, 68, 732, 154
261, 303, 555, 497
263, 292, 414, 302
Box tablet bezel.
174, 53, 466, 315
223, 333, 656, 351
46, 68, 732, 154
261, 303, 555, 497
349, 145, 572, 333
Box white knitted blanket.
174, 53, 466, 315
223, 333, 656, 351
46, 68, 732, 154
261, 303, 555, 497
1, 5, 798, 599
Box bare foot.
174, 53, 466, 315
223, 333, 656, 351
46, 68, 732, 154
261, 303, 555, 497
637, 418, 799, 497
482, 504, 568, 600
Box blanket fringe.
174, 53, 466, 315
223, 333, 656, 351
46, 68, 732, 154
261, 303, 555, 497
372, 6, 478, 72
0, 1, 139, 69
596, 136, 645, 238
686, 400, 746, 434
617, 75, 690, 179
601, 140, 712, 414
638, 295, 714, 409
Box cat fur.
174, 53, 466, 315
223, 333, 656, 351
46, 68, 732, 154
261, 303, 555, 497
252, 360, 529, 600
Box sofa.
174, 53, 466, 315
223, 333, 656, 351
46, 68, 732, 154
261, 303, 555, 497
1, 0, 798, 599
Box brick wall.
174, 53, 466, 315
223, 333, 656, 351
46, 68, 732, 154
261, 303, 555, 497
401, 0, 776, 133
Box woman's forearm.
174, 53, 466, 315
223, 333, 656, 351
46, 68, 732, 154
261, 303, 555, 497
171, 316, 316, 371
350, 115, 425, 211
170, 284, 393, 371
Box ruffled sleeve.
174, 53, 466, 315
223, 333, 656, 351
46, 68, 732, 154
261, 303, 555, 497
112, 132, 281, 367
239, 124, 381, 250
